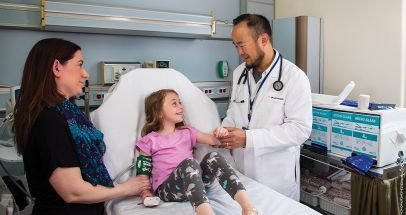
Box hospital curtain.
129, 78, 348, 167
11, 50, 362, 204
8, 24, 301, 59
351, 173, 405, 215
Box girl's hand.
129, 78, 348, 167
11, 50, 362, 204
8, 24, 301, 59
214, 127, 229, 138
197, 131, 222, 146
210, 136, 222, 146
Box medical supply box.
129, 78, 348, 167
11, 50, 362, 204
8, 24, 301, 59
310, 108, 332, 153
310, 104, 406, 167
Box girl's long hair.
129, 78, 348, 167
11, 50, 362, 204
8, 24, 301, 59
141, 89, 184, 136
13, 38, 81, 154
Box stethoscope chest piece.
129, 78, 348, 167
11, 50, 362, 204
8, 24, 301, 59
273, 80, 283, 91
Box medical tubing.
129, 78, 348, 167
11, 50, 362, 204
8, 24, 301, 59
112, 163, 136, 183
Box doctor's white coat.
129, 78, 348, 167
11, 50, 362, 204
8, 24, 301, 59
222, 51, 312, 200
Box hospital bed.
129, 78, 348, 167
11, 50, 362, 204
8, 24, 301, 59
91, 68, 320, 215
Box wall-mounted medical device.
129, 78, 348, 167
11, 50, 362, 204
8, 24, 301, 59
217, 60, 229, 78
101, 62, 141, 85
75, 85, 111, 107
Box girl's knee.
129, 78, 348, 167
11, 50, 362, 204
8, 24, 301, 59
202, 151, 221, 162
179, 158, 201, 176
182, 158, 200, 168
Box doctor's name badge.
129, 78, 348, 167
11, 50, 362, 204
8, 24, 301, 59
268, 96, 284, 101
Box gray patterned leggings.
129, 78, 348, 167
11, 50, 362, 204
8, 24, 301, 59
155, 151, 245, 209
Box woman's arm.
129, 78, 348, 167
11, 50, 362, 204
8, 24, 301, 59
49, 167, 150, 204
196, 131, 221, 146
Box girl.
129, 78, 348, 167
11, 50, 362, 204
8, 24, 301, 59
135, 89, 258, 215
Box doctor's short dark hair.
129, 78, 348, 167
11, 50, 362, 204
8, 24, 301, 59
233, 14, 272, 40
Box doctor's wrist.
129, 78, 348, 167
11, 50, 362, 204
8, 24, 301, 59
244, 130, 252, 148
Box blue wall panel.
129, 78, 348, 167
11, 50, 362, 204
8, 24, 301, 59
0, 0, 241, 107
0, 29, 238, 107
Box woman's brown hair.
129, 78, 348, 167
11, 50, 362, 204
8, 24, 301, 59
13, 38, 81, 154
141, 89, 185, 136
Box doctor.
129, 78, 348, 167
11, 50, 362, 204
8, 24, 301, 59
219, 14, 312, 201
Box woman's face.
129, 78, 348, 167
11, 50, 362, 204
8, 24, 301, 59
54, 50, 89, 98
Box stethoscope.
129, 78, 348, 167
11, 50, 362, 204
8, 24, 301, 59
237, 53, 284, 91
234, 53, 284, 127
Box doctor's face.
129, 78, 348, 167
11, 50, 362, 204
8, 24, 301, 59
160, 92, 184, 125
232, 22, 265, 70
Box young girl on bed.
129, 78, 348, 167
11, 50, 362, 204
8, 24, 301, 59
135, 89, 258, 215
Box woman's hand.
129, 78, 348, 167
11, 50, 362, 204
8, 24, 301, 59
50, 167, 152, 203
121, 175, 151, 196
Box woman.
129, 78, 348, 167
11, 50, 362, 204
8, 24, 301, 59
13, 38, 150, 214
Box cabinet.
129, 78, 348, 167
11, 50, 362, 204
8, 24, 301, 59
42, 1, 214, 39
301, 145, 406, 214
300, 147, 352, 215
272, 16, 323, 93
0, 0, 238, 39
304, 105, 406, 214
0, 1, 41, 29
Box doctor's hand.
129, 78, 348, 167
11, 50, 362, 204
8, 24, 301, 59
120, 175, 151, 196
218, 127, 246, 149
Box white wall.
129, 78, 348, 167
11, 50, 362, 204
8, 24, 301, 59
275, 0, 406, 107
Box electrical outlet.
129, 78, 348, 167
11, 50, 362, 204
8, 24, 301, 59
218, 88, 227, 94
202, 88, 213, 95
193, 81, 231, 99
93, 92, 105, 101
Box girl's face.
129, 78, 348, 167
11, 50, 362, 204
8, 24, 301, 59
160, 92, 184, 125
53, 50, 89, 98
